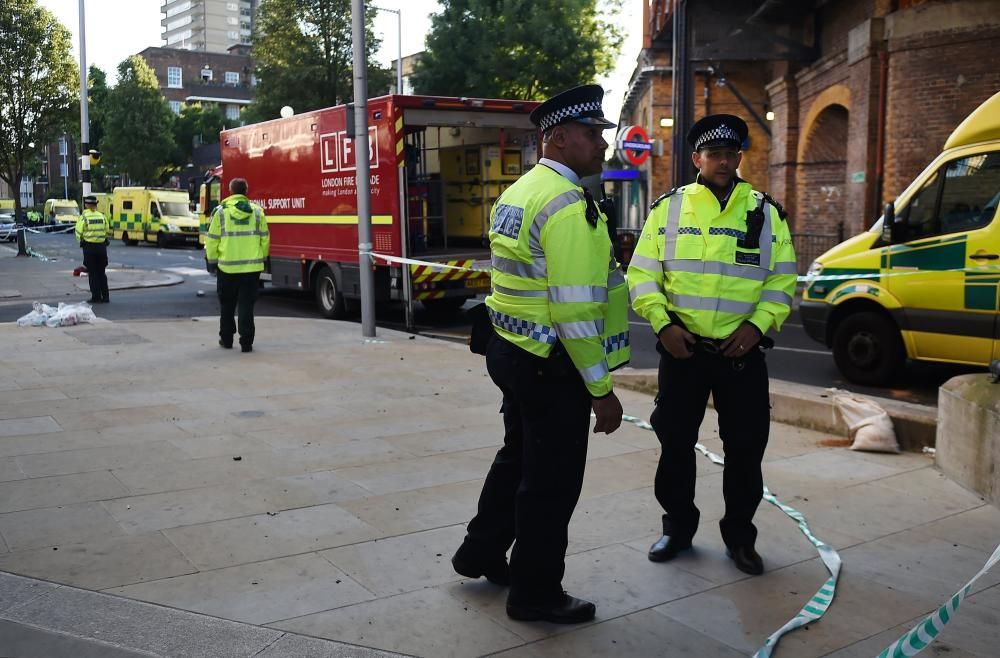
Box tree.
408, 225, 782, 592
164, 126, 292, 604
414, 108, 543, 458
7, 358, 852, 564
172, 103, 230, 165
413, 0, 624, 100
86, 65, 111, 191
246, 0, 392, 123
0, 0, 78, 255
102, 55, 175, 185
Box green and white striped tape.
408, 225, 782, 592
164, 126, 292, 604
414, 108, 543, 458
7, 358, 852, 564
619, 413, 1000, 657
877, 542, 1000, 658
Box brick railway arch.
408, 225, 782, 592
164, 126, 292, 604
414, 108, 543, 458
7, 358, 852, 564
797, 86, 851, 236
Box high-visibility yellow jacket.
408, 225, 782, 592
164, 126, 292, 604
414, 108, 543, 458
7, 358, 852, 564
205, 194, 269, 274
75, 209, 108, 244
629, 179, 797, 338
486, 164, 630, 397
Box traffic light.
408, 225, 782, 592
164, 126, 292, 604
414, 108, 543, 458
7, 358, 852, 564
89, 149, 101, 166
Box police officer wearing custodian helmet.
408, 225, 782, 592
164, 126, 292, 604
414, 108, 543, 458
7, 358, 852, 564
452, 84, 630, 624
628, 114, 798, 575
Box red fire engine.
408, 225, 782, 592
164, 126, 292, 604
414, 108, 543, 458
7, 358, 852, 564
217, 94, 540, 328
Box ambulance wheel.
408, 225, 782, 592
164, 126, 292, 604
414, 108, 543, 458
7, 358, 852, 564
832, 311, 904, 386
314, 266, 346, 320
157, 232, 167, 248
123, 233, 137, 246
422, 297, 467, 315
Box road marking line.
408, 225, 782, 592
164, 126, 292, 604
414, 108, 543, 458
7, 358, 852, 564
772, 346, 829, 355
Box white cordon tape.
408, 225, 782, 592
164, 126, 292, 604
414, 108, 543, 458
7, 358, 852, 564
877, 542, 1000, 658
617, 413, 842, 657
363, 251, 490, 273
362, 250, 1000, 283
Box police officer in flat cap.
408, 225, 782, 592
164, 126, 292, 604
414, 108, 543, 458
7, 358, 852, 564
452, 84, 630, 624
76, 194, 111, 303
628, 114, 798, 575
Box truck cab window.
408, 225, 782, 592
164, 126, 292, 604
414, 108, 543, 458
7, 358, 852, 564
151, 203, 161, 217
901, 171, 940, 241
939, 152, 1000, 233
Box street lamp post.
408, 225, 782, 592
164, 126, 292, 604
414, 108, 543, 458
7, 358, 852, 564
375, 6, 403, 94
78, 0, 92, 197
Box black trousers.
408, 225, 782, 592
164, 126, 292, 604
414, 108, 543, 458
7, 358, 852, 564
81, 242, 108, 301
462, 334, 591, 604
216, 271, 259, 347
650, 345, 770, 549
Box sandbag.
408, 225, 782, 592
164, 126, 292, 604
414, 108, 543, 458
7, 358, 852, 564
832, 392, 900, 453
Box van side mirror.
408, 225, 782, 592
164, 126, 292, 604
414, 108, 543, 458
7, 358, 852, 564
881, 201, 897, 244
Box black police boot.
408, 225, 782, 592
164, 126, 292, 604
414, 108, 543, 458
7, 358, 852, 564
726, 545, 764, 575
506, 592, 596, 624
219, 339, 233, 349
648, 534, 692, 562
451, 545, 509, 586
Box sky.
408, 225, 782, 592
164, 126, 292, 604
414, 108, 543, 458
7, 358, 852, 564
38, 0, 642, 123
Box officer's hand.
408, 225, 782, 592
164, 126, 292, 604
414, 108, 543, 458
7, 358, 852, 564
591, 392, 623, 434
658, 324, 695, 359
720, 322, 762, 358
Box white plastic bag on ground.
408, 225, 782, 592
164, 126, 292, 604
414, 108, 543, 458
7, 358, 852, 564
44, 302, 97, 327
832, 393, 900, 453
17, 302, 57, 327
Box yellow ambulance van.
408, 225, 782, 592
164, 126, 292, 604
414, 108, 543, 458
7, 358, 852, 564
43, 198, 81, 225
109, 187, 199, 247
801, 91, 1000, 385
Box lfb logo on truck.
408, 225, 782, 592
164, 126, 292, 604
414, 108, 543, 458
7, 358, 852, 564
320, 127, 380, 173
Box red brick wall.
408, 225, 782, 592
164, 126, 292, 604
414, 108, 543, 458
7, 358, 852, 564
882, 26, 1000, 201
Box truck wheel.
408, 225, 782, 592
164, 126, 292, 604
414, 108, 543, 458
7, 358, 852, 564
422, 297, 467, 315
157, 232, 167, 248
832, 311, 905, 386
314, 266, 347, 319
123, 232, 137, 246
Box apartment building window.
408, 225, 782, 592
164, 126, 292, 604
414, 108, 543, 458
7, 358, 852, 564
225, 71, 239, 85
228, 31, 238, 40
227, 16, 238, 25
240, 21, 251, 30
167, 66, 182, 88
167, 15, 192, 31
201, 67, 213, 82
167, 29, 192, 45
165, 1, 192, 18
240, 8, 251, 16
226, 105, 241, 121
227, 2, 238, 10
169, 101, 183, 114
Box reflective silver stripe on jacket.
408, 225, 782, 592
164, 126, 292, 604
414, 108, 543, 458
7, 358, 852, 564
554, 318, 604, 339
662, 189, 686, 260
223, 230, 266, 237
548, 285, 608, 303
629, 280, 661, 301
528, 189, 583, 258
214, 206, 226, 235
771, 261, 798, 275
667, 293, 756, 315
204, 232, 221, 240
578, 361, 610, 384
492, 253, 546, 279
628, 253, 661, 272
492, 284, 547, 298
760, 289, 793, 306
663, 259, 770, 281
218, 258, 265, 266
759, 200, 775, 270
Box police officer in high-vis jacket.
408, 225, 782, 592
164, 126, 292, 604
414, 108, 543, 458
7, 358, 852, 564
629, 115, 797, 576
205, 178, 269, 353
451, 85, 629, 625
76, 195, 110, 304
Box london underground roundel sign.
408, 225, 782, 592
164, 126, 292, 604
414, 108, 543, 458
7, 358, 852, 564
616, 125, 652, 166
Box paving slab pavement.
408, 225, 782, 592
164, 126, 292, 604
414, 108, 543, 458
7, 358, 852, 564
0, 314, 998, 657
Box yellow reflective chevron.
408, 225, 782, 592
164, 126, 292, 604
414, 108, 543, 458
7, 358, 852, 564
485, 165, 629, 397
629, 181, 797, 339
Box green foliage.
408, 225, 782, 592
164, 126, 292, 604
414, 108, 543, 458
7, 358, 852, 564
87, 65, 111, 191
245, 0, 393, 123
0, 0, 78, 212
102, 55, 175, 185
412, 0, 624, 100
172, 103, 230, 165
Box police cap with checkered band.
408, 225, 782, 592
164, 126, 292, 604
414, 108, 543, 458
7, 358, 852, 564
687, 114, 748, 151
530, 84, 617, 133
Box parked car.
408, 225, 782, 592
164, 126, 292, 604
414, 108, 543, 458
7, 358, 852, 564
0, 213, 18, 242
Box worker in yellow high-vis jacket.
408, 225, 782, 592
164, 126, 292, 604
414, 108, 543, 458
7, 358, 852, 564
452, 85, 628, 625
76, 195, 110, 304
205, 178, 269, 353
629, 115, 797, 577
